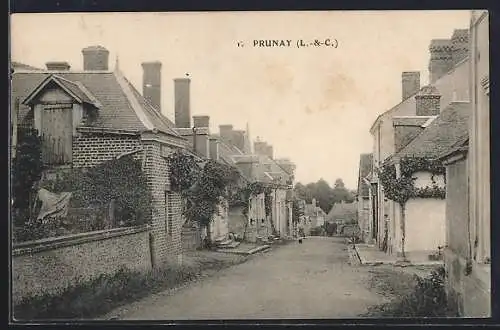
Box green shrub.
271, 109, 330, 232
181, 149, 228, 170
364, 266, 456, 317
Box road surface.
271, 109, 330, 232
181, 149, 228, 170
107, 237, 385, 320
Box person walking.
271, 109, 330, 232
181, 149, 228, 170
297, 219, 305, 244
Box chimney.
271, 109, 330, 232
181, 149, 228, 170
254, 141, 268, 155
46, 61, 71, 71
266, 145, 274, 159
82, 46, 109, 71
219, 124, 233, 142
415, 85, 441, 116
428, 39, 453, 83
193, 115, 210, 128
209, 137, 219, 161
401, 71, 420, 101
451, 29, 470, 66
142, 61, 162, 111
174, 78, 191, 128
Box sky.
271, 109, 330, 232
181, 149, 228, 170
10, 10, 471, 189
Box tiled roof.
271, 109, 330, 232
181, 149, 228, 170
392, 117, 433, 127
371, 59, 469, 133
11, 69, 182, 137
395, 102, 471, 159
304, 204, 326, 217
11, 61, 43, 71
327, 201, 357, 221
357, 153, 373, 197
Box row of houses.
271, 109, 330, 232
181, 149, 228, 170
10, 45, 296, 266
355, 10, 490, 317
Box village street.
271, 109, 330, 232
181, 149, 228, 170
104, 237, 388, 320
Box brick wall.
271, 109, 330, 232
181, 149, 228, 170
72, 133, 142, 168
11, 226, 150, 305
141, 139, 183, 266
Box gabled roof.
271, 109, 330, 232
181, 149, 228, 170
394, 101, 471, 160
327, 201, 357, 221
357, 153, 373, 197
11, 68, 182, 138
370, 58, 469, 134
22, 74, 101, 108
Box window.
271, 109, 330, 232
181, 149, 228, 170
165, 191, 173, 236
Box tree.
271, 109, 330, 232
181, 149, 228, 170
314, 178, 334, 213
294, 182, 313, 203
12, 128, 43, 225
331, 178, 354, 204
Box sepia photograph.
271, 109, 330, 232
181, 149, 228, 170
9, 9, 490, 322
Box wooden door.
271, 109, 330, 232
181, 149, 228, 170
41, 104, 73, 165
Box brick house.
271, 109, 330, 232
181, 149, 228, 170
11, 46, 190, 266
436, 10, 490, 317
356, 153, 373, 243
369, 28, 470, 252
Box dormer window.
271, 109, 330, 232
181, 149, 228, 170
21, 74, 101, 167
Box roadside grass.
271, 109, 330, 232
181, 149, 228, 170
362, 265, 458, 318
13, 251, 249, 321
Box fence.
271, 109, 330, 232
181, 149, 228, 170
11, 225, 151, 305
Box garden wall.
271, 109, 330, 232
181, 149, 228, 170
11, 225, 151, 305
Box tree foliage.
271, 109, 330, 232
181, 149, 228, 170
293, 178, 354, 213
11, 128, 43, 221
166, 150, 241, 226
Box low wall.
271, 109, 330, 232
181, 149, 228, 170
444, 248, 491, 317
12, 225, 151, 305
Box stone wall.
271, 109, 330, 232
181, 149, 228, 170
12, 226, 151, 305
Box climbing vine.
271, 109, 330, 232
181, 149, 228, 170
166, 150, 240, 227
378, 156, 446, 260
378, 157, 446, 205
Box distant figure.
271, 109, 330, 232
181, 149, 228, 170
298, 222, 305, 244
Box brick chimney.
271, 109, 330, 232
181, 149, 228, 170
46, 61, 71, 71
142, 61, 162, 111
415, 85, 441, 116
402, 71, 420, 101
174, 78, 191, 128
428, 39, 453, 83
219, 124, 233, 143
82, 46, 109, 71
193, 115, 210, 128
451, 29, 470, 66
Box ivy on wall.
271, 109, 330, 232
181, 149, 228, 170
378, 157, 446, 205
166, 150, 241, 227
378, 156, 446, 260
41, 155, 153, 226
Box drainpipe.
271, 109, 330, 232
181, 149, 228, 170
192, 126, 197, 153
